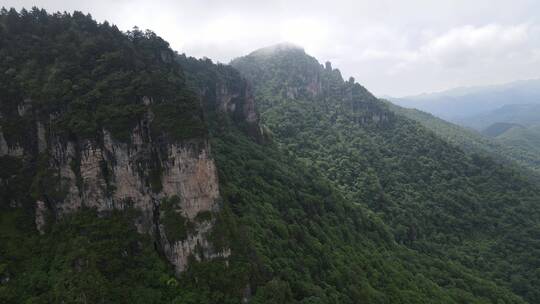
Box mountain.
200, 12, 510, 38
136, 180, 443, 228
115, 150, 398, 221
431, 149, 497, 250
0, 8, 257, 302
232, 45, 540, 303
388, 82, 540, 175
482, 122, 526, 138
489, 123, 540, 171
460, 104, 540, 131
390, 79, 540, 123
386, 102, 540, 178
2, 8, 540, 304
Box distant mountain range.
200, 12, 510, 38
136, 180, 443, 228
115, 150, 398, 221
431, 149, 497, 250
458, 104, 540, 130
496, 124, 540, 157
385, 101, 540, 175
389, 78, 540, 126
481, 122, 526, 137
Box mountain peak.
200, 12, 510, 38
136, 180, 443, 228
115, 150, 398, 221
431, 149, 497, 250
247, 42, 305, 57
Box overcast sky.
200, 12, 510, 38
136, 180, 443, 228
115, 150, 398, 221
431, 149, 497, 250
5, 0, 540, 96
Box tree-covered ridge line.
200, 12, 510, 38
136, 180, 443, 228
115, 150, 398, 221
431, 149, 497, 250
385, 101, 540, 177
210, 126, 530, 304
0, 7, 205, 144
0, 8, 247, 303
232, 45, 540, 303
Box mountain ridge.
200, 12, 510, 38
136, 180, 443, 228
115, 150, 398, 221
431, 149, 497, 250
389, 78, 540, 121
232, 45, 540, 303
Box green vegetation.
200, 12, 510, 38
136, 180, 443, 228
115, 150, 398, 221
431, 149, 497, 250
0, 7, 205, 143
494, 124, 540, 170
387, 102, 540, 175
211, 126, 529, 303
0, 207, 250, 303
0, 9, 246, 304
232, 46, 540, 303
161, 196, 190, 242
0, 209, 174, 303
482, 122, 525, 138
195, 210, 213, 222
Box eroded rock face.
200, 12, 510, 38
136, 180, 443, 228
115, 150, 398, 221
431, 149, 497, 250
2, 104, 226, 274
60, 129, 221, 272
214, 78, 261, 138
35, 200, 47, 235
160, 217, 231, 273
0, 129, 24, 157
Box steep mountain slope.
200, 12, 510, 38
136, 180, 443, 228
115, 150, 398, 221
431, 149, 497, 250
232, 45, 540, 303
390, 79, 540, 122
181, 53, 528, 303
0, 9, 252, 303
386, 103, 540, 175
0, 8, 227, 273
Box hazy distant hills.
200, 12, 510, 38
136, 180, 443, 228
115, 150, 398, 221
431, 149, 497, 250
390, 78, 540, 125
385, 101, 540, 175
496, 124, 540, 155
459, 104, 540, 130
481, 122, 526, 137
484, 122, 540, 171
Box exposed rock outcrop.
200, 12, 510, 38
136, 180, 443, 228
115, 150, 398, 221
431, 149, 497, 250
0, 129, 24, 157
34, 200, 48, 235
1, 101, 228, 274
176, 54, 262, 141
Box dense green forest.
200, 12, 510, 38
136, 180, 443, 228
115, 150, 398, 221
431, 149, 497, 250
0, 8, 247, 303
1, 8, 540, 304
386, 103, 540, 175
495, 124, 540, 162
232, 45, 540, 303
0, 7, 205, 145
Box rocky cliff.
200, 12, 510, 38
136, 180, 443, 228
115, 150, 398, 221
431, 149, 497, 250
0, 14, 266, 275
0, 100, 233, 273
176, 54, 263, 141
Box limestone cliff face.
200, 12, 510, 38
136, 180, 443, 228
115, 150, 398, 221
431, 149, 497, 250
213, 79, 263, 141
176, 54, 262, 140
0, 104, 228, 274
0, 127, 24, 157
215, 79, 258, 125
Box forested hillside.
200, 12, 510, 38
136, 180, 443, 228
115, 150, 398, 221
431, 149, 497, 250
176, 52, 528, 303
0, 8, 246, 303
492, 124, 540, 171
387, 103, 540, 175
232, 45, 540, 303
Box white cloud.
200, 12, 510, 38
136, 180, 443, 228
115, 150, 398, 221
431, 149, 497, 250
345, 23, 540, 91
279, 18, 330, 53
419, 24, 531, 67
